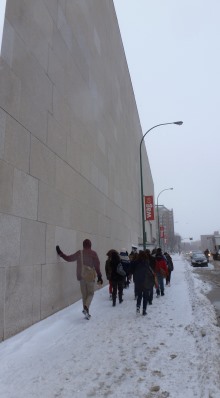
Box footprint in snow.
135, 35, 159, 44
170, 354, 177, 359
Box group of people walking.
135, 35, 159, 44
105, 247, 174, 316
55, 239, 174, 320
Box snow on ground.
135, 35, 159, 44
0, 254, 219, 398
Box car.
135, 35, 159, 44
191, 252, 208, 267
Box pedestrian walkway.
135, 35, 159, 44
0, 255, 219, 398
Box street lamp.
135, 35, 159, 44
140, 121, 183, 250
157, 188, 173, 247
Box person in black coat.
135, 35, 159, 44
146, 249, 156, 304
130, 251, 155, 316
164, 252, 174, 286
119, 249, 131, 288
110, 250, 125, 306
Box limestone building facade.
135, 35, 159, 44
0, 0, 154, 340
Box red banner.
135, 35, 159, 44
144, 196, 154, 221
160, 226, 164, 238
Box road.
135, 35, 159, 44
191, 258, 220, 326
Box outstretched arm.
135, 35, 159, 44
56, 245, 77, 262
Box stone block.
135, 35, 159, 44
47, 113, 67, 160
55, 226, 77, 256
52, 86, 71, 135
4, 113, 30, 173
66, 116, 88, 173
0, 109, 6, 159
46, 224, 56, 264
55, 157, 78, 200
40, 263, 81, 319
19, 85, 48, 143
0, 160, 14, 213
30, 136, 56, 186
0, 58, 21, 120
38, 181, 71, 228
0, 267, 6, 341
43, 0, 58, 23
4, 265, 41, 339
57, 4, 73, 52
12, 169, 38, 220
20, 219, 46, 266
0, 213, 21, 267
11, 33, 52, 113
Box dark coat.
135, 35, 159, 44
105, 259, 112, 280
110, 260, 125, 282
164, 253, 174, 271
130, 259, 154, 290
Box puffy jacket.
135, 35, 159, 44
155, 255, 168, 277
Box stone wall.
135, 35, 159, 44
0, 0, 154, 340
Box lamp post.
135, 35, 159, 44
140, 121, 183, 250
157, 188, 173, 247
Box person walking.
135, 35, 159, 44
164, 252, 174, 286
56, 239, 103, 320
145, 249, 156, 304
119, 249, 131, 288
130, 251, 154, 316
105, 249, 117, 300
155, 248, 168, 297
110, 250, 125, 307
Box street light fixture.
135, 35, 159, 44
140, 121, 183, 250
157, 188, 173, 248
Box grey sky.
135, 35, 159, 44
114, 0, 220, 241
0, 0, 6, 50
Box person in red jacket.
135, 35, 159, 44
155, 248, 168, 297
56, 239, 103, 319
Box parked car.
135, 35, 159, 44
191, 252, 208, 267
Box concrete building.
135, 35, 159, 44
0, 0, 154, 340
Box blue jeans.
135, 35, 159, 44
156, 274, 164, 295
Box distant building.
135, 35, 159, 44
155, 205, 175, 251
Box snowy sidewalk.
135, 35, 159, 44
0, 255, 220, 398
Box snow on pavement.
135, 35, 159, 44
0, 254, 219, 398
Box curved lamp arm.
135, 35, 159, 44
140, 121, 183, 250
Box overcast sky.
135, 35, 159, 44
1, 2, 220, 242
114, 0, 220, 242
0, 0, 6, 50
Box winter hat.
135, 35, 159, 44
119, 249, 129, 261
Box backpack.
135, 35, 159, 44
165, 255, 174, 271
117, 262, 126, 276
80, 251, 96, 282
